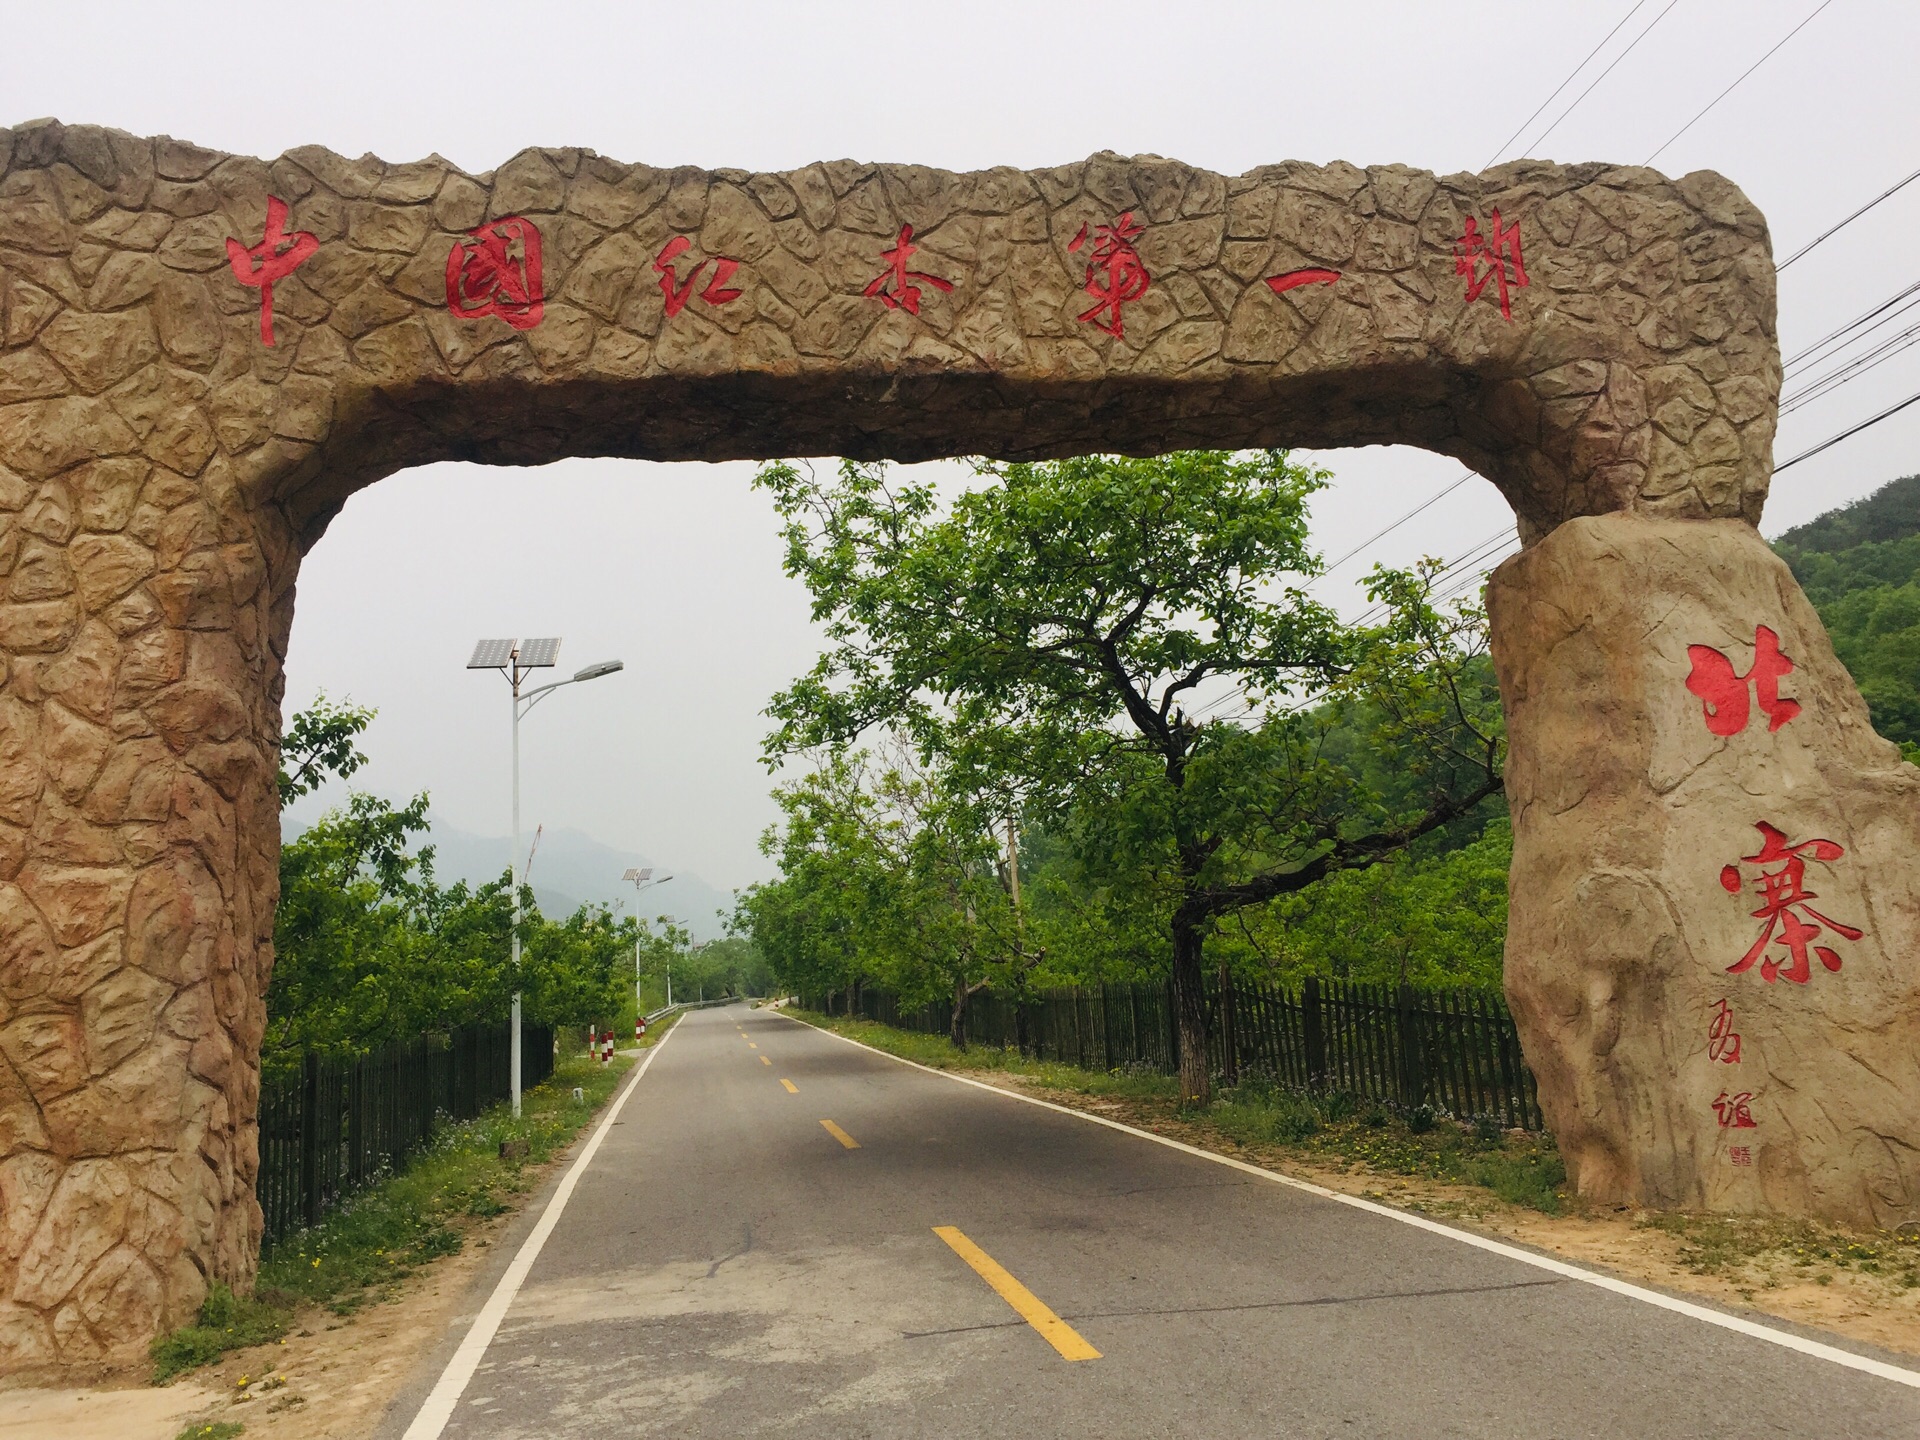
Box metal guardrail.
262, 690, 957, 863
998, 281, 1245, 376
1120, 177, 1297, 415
638, 996, 745, 1029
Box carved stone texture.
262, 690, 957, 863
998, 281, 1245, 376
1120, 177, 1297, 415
1491, 515, 1920, 1228
0, 114, 1847, 1369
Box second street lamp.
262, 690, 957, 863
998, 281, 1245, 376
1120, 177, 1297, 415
622, 867, 673, 1012
469, 638, 624, 1116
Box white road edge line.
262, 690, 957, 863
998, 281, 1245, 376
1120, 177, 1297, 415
401, 1017, 685, 1438
780, 1010, 1920, 1391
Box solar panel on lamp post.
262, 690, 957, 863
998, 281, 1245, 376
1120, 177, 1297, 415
622, 868, 674, 1010
469, 638, 625, 1115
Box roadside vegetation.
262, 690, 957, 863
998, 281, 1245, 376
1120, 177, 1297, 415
1774, 472, 1920, 764
272, 698, 769, 1066
151, 1027, 666, 1383
1638, 1210, 1920, 1303
740, 451, 1508, 1104
792, 1010, 1565, 1214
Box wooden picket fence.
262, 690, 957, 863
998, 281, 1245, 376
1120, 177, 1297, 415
808, 977, 1542, 1130
257, 1021, 555, 1246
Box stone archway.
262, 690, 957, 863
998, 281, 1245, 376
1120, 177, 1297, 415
1, 117, 1915, 1365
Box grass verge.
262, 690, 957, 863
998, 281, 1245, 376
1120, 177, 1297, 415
1636, 1210, 1920, 1297
788, 1009, 1566, 1213
151, 1014, 678, 1383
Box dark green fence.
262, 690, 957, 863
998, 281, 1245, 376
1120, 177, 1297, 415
807, 978, 1542, 1130
257, 1021, 555, 1246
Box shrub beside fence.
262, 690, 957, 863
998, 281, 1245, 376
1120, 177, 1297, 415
257, 1020, 555, 1246
806, 978, 1542, 1130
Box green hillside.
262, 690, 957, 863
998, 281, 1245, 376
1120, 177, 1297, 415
1773, 474, 1920, 759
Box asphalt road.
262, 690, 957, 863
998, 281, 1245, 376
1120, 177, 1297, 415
382, 1003, 1920, 1439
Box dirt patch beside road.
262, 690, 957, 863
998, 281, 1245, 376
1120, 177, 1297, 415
994, 1073, 1920, 1363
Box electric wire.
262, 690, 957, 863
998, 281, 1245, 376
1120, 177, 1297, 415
1314, 471, 1473, 580
1775, 389, 1920, 473
1483, 0, 1652, 169
1782, 279, 1920, 372
1643, 0, 1839, 166
1780, 323, 1920, 416
1516, 0, 1684, 160
1779, 167, 1920, 271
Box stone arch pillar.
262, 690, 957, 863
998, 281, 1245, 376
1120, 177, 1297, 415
0, 117, 1913, 1365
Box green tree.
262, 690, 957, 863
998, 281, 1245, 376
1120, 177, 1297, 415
757, 451, 1503, 1102
1775, 473, 1920, 761
278, 693, 375, 804
271, 699, 657, 1057
738, 746, 1029, 1044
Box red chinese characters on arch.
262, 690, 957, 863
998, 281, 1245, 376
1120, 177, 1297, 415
446, 216, 544, 330
863, 224, 953, 315
654, 237, 743, 317
1686, 624, 1801, 737
1070, 212, 1151, 337
225, 196, 319, 347
1265, 267, 1340, 296
1454, 209, 1527, 321
1719, 822, 1864, 985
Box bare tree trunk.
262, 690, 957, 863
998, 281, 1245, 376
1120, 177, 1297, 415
950, 976, 970, 1050
1171, 915, 1210, 1105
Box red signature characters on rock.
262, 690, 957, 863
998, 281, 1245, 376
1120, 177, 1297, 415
863, 224, 954, 315
446, 217, 544, 330
226, 197, 319, 347
1686, 624, 1801, 736
1707, 998, 1742, 1064
1070, 213, 1151, 338
1454, 210, 1528, 321
1719, 823, 1863, 984
1713, 1091, 1758, 1129
654, 236, 743, 317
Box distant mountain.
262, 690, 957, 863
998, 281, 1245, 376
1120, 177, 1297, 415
1772, 474, 1920, 759
418, 817, 736, 940
275, 809, 730, 940
1775, 473, 1920, 556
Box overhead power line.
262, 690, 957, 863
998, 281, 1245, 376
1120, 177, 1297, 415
1516, 0, 1684, 161
1775, 389, 1920, 473
1643, 0, 1839, 166
1781, 323, 1920, 416
1315, 471, 1473, 580
1483, 1, 1652, 169
1779, 167, 1920, 271
1783, 278, 1920, 376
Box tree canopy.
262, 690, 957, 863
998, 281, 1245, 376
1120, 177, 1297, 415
269, 701, 764, 1064
1775, 473, 1920, 761
754, 451, 1505, 1101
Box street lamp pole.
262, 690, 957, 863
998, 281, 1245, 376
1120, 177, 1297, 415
471, 638, 623, 1117
622, 868, 672, 1018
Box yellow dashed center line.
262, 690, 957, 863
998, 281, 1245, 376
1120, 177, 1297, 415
933, 1226, 1100, 1362
760, 1055, 772, 1065
780, 1078, 798, 1093
748, 1043, 758, 1049
820, 1119, 860, 1149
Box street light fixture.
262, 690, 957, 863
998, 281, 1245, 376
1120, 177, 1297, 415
623, 867, 674, 1007
470, 636, 624, 1116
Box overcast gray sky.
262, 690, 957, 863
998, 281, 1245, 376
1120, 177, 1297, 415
9, 1, 1916, 895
